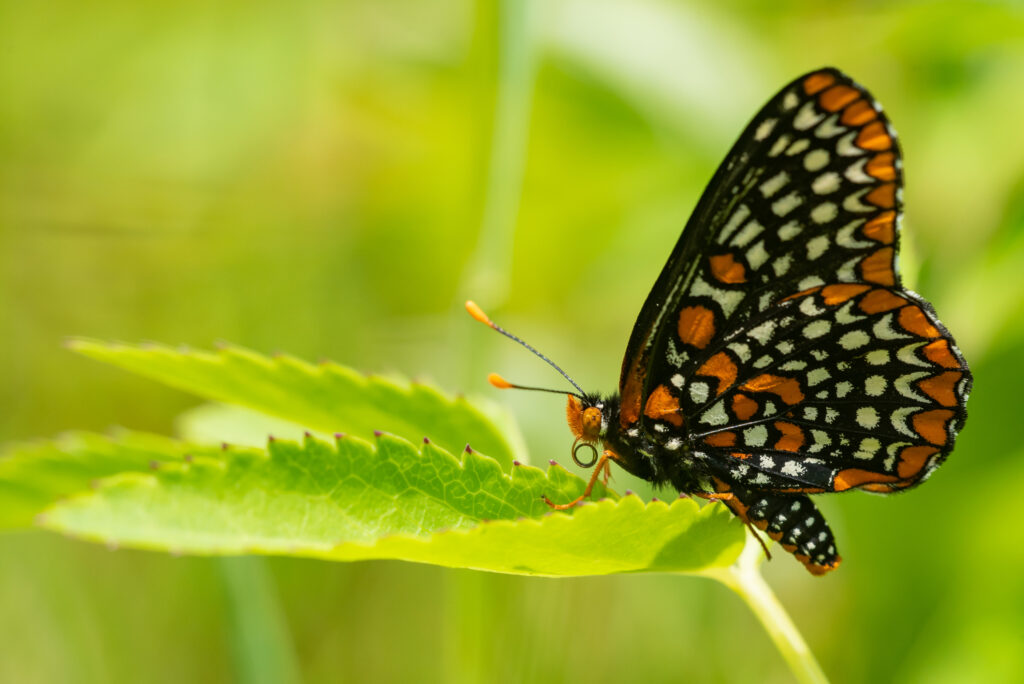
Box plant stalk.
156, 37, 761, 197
702, 537, 829, 684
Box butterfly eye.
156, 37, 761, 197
582, 407, 602, 438
571, 440, 599, 469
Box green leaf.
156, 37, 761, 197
66, 339, 523, 469
0, 431, 222, 529
29, 432, 744, 576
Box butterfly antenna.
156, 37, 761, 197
465, 301, 586, 398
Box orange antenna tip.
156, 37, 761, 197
465, 300, 493, 326
488, 373, 513, 389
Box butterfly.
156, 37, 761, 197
467, 67, 971, 575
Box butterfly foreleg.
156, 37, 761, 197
543, 450, 619, 510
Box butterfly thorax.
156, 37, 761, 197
567, 393, 709, 493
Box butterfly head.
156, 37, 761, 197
566, 394, 606, 443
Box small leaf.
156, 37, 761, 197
66, 339, 522, 469
29, 432, 744, 576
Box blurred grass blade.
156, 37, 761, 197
220, 558, 303, 684
21, 431, 743, 576
66, 339, 521, 469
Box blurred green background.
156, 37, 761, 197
3, 0, 1023, 681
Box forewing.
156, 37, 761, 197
620, 68, 906, 433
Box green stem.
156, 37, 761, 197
703, 538, 829, 684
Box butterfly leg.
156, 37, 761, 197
693, 490, 772, 559
544, 450, 618, 510
711, 478, 841, 576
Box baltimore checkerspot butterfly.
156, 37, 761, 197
467, 67, 971, 575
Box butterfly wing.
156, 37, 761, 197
620, 67, 918, 432
619, 69, 970, 562
618, 67, 970, 574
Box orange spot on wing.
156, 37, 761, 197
860, 247, 895, 286
644, 384, 683, 427
913, 409, 954, 445
819, 84, 860, 111
833, 468, 900, 492
866, 183, 896, 209
856, 121, 892, 151
696, 352, 738, 396
731, 393, 759, 420
898, 305, 941, 338
917, 371, 963, 407
678, 305, 716, 349
803, 72, 836, 95
709, 253, 747, 284
704, 432, 737, 447
730, 452, 751, 460
865, 152, 897, 181
620, 362, 643, 428
862, 211, 896, 244
781, 286, 823, 303
821, 283, 870, 305
897, 445, 939, 479
840, 99, 877, 126
741, 374, 805, 405
923, 339, 960, 369
858, 288, 906, 314
774, 421, 805, 452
